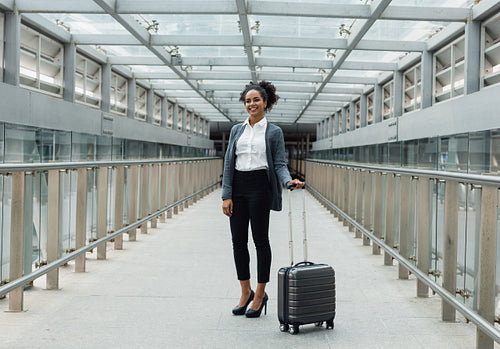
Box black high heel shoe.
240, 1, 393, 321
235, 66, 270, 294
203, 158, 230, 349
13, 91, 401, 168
245, 292, 268, 318
232, 290, 254, 315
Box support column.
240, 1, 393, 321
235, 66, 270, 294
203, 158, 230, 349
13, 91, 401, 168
465, 20, 481, 95
374, 84, 383, 123
360, 94, 368, 128
398, 175, 411, 279
127, 78, 136, 119
114, 166, 124, 250
101, 63, 111, 113
341, 108, 347, 133
334, 112, 340, 136
63, 43, 76, 103
4, 11, 21, 86
75, 168, 87, 273
172, 103, 179, 131
96, 167, 108, 260
9, 172, 25, 311
363, 171, 373, 246
442, 180, 459, 321
181, 108, 187, 133
174, 163, 180, 214
349, 102, 356, 131
128, 166, 138, 241
384, 174, 395, 265
393, 70, 403, 117
416, 178, 431, 297
146, 88, 154, 124
421, 50, 433, 109
161, 97, 168, 128
46, 170, 60, 290
476, 185, 499, 349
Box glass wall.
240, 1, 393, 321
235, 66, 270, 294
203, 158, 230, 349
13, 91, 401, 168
0, 122, 216, 164
310, 128, 500, 175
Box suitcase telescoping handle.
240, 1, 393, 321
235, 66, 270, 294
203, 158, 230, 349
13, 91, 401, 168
287, 184, 307, 266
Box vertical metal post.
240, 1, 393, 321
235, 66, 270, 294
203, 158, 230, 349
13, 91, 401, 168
101, 63, 111, 113
360, 94, 367, 128
128, 166, 138, 241
348, 168, 356, 232
363, 171, 373, 246
159, 164, 167, 223
4, 11, 21, 86
150, 164, 159, 228
355, 170, 363, 238
442, 180, 459, 321
384, 174, 395, 265
127, 78, 136, 119
63, 43, 76, 103
374, 84, 382, 123
372, 172, 383, 255
398, 175, 411, 279
416, 178, 431, 297
9, 172, 25, 311
46, 170, 60, 290
174, 162, 184, 214
476, 185, 498, 349
179, 162, 185, 211
114, 166, 124, 250
342, 168, 349, 226
140, 164, 149, 234
75, 168, 87, 273
167, 163, 174, 218
421, 50, 433, 109
96, 167, 108, 260
465, 20, 481, 95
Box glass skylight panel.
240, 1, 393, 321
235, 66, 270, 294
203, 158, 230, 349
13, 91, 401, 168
391, 0, 474, 7
134, 14, 241, 36
248, 15, 345, 39
102, 46, 154, 57
41, 14, 129, 35
366, 20, 446, 42
178, 47, 244, 58
347, 50, 403, 63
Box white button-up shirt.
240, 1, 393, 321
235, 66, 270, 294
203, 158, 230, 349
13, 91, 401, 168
235, 117, 268, 171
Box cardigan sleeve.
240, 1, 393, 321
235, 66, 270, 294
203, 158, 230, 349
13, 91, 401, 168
271, 127, 292, 187
221, 125, 237, 200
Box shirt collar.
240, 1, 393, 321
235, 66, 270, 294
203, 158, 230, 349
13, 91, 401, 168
244, 117, 267, 128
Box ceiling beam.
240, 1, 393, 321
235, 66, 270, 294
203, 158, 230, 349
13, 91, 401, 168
72, 34, 425, 52
295, 0, 393, 122
235, 0, 257, 83
11, 0, 470, 23
91, 0, 233, 121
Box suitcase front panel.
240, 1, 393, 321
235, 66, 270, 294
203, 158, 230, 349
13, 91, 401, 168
289, 296, 336, 308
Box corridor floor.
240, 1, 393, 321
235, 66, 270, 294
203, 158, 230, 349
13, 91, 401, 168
0, 188, 480, 349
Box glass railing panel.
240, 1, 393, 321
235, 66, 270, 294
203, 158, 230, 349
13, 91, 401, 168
456, 182, 468, 304
107, 167, 115, 233
87, 169, 98, 244
433, 180, 445, 286
59, 170, 77, 254
393, 174, 401, 248
464, 185, 482, 310
496, 190, 500, 329
408, 176, 418, 266
1, 175, 11, 281
123, 167, 129, 224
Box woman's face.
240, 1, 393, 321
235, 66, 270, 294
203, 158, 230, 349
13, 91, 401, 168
245, 89, 267, 118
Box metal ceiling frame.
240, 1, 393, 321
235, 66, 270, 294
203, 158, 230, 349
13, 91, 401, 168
0, 0, 491, 125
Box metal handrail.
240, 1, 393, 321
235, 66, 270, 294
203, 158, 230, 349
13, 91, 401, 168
0, 157, 222, 173
0, 180, 221, 297
306, 184, 500, 344
306, 159, 500, 186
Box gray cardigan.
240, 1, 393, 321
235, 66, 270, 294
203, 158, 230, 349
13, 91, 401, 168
222, 122, 292, 211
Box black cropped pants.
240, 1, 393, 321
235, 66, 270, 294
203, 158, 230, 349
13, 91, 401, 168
230, 170, 272, 284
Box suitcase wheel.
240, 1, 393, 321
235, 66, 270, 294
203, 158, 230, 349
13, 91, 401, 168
314, 321, 323, 327
326, 319, 334, 330
279, 323, 289, 333
289, 325, 300, 335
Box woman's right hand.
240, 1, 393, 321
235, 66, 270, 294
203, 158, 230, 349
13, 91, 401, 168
222, 199, 233, 217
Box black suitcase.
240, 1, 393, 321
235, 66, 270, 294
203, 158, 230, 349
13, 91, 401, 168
277, 188, 336, 335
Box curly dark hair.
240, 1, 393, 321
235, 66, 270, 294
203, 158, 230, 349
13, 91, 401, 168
239, 81, 280, 113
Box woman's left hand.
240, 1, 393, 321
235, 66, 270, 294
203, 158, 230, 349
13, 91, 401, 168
287, 179, 305, 189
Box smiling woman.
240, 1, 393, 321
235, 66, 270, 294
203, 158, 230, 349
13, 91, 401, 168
221, 80, 304, 318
